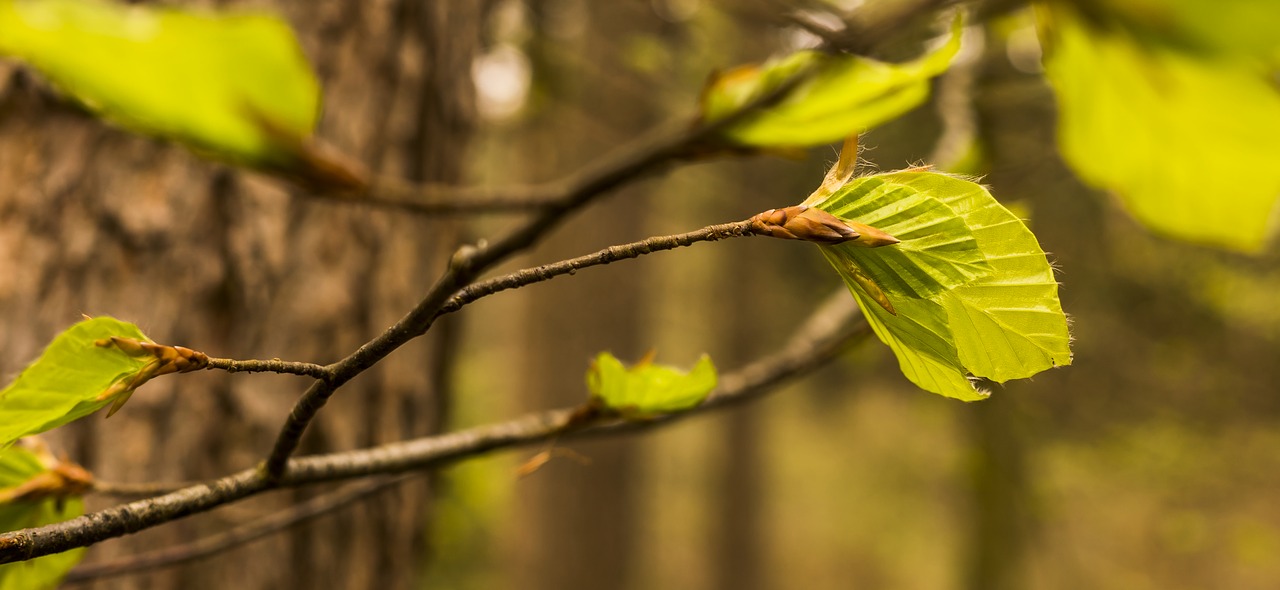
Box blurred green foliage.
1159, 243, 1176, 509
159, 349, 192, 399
1041, 2, 1280, 251
0, 0, 320, 167
0, 446, 85, 590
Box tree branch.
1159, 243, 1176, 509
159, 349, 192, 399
0, 289, 866, 564
63, 477, 409, 584
262, 0, 945, 502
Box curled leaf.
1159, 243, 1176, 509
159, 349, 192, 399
0, 444, 87, 589
586, 352, 717, 419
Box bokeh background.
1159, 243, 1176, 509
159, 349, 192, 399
2, 0, 1279, 589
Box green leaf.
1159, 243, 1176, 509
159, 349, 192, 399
819, 172, 1071, 400
1041, 5, 1280, 252
586, 353, 717, 418
700, 16, 962, 147
1065, 0, 1280, 62
0, 317, 156, 447
809, 175, 992, 299
0, 0, 320, 167
0, 446, 86, 590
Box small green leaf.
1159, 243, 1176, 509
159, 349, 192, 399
1041, 5, 1280, 252
586, 353, 717, 418
817, 171, 1071, 400
0, 317, 161, 446
0, 0, 320, 167
0, 445, 87, 590
700, 16, 962, 148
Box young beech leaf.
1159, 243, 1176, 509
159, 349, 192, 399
814, 171, 1071, 400
810, 176, 993, 300
1040, 5, 1280, 252
586, 353, 717, 419
0, 0, 321, 170
0, 317, 207, 447
0, 444, 87, 590
699, 15, 961, 148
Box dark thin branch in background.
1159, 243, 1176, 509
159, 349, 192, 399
204, 358, 332, 380
63, 477, 409, 584
319, 175, 560, 214
0, 289, 866, 564
88, 480, 198, 498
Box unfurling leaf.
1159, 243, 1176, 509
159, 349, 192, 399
0, 317, 208, 447
699, 15, 962, 148
0, 0, 358, 185
0, 442, 88, 590
586, 352, 717, 418
801, 165, 1070, 400
1040, 4, 1280, 252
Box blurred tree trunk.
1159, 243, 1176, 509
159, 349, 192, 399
510, 2, 666, 588
0, 1, 481, 588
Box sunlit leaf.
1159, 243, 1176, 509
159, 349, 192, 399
817, 171, 1071, 400
810, 175, 992, 299
0, 317, 168, 446
1065, 0, 1280, 62
0, 0, 320, 167
1040, 5, 1280, 252
700, 16, 962, 147
586, 352, 717, 418
0, 445, 86, 590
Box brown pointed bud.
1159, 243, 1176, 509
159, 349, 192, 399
748, 205, 899, 247
96, 337, 209, 374
749, 205, 858, 244
841, 220, 901, 248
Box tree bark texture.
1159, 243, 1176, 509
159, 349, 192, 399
0, 1, 481, 588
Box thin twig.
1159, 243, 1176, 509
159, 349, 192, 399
204, 358, 332, 380
63, 477, 408, 584
437, 220, 756, 315
0, 289, 866, 564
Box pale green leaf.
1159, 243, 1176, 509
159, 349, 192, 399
586, 353, 717, 418
0, 317, 154, 447
810, 175, 992, 299
0, 0, 320, 166
1065, 0, 1280, 62
1041, 5, 1280, 252
0, 446, 86, 590
700, 16, 962, 147
819, 171, 1070, 399
881, 172, 1072, 380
